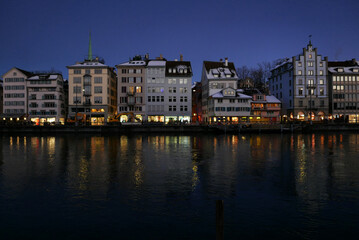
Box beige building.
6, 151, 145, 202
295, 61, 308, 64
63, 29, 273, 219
2, 67, 66, 124
116, 56, 147, 122
67, 57, 117, 125
2, 67, 32, 119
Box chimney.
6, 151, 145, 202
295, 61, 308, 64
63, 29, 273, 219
160, 54, 163, 60
219, 58, 223, 62
225, 57, 228, 66
180, 54, 183, 61
145, 53, 149, 60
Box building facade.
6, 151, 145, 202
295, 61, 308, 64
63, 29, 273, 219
269, 42, 329, 121
328, 59, 359, 123
201, 59, 247, 123
27, 73, 66, 124
116, 57, 147, 122
164, 59, 192, 123
207, 88, 252, 123
146, 58, 167, 122
67, 57, 117, 125
2, 68, 32, 119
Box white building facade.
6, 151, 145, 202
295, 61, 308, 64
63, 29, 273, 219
201, 59, 250, 123
27, 73, 66, 124
269, 42, 329, 121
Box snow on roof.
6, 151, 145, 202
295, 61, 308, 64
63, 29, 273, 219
328, 66, 359, 74
147, 61, 166, 66
28, 76, 39, 80
210, 90, 251, 99
48, 75, 58, 80
271, 58, 292, 71
207, 67, 238, 80
266, 95, 281, 103
118, 61, 146, 66
69, 61, 108, 67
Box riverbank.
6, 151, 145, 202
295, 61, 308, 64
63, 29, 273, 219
1, 123, 359, 134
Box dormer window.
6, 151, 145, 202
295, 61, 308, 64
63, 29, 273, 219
226, 74, 231, 77
353, 69, 358, 73
169, 69, 172, 73
338, 68, 344, 72
184, 69, 187, 73
173, 68, 176, 73
298, 62, 302, 67
179, 69, 183, 73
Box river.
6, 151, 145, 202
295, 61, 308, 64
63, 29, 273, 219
0, 133, 359, 239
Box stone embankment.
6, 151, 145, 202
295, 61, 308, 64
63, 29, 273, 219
1, 123, 359, 134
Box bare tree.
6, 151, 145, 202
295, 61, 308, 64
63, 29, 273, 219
236, 65, 251, 80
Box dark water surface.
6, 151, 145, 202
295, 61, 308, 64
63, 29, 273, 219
0, 133, 359, 239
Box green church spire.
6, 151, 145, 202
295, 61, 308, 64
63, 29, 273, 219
88, 32, 92, 60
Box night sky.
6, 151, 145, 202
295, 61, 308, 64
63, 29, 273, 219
1, 0, 358, 82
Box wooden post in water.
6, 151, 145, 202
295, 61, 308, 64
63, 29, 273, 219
216, 200, 224, 240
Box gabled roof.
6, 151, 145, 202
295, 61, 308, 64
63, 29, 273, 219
16, 68, 33, 77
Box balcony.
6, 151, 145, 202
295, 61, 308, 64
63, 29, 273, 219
127, 91, 135, 96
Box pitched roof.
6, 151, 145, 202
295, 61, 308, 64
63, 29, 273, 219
328, 60, 358, 67
166, 61, 192, 77
15, 68, 33, 77
203, 61, 236, 72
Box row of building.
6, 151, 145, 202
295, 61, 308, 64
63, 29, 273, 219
270, 41, 359, 123
1, 38, 358, 125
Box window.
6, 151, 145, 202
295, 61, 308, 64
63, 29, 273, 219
299, 87, 303, 95
308, 70, 314, 75
121, 86, 126, 93
136, 86, 142, 93
217, 99, 223, 103
73, 97, 81, 104
308, 79, 314, 85
320, 100, 324, 107
94, 86, 102, 93
128, 77, 134, 83
95, 69, 102, 74
298, 79, 303, 85
122, 69, 127, 73
180, 87, 188, 93
94, 97, 102, 103
94, 77, 102, 83
308, 62, 313, 67
73, 86, 81, 93
319, 79, 324, 85
85, 69, 91, 74
320, 88, 324, 96
299, 100, 303, 107
289, 90, 291, 96
74, 69, 81, 74
298, 62, 302, 67
73, 77, 81, 83
298, 70, 302, 75
122, 77, 127, 83
128, 69, 134, 73
309, 54, 312, 59
136, 77, 142, 83
319, 70, 323, 76
136, 97, 142, 103
320, 62, 323, 67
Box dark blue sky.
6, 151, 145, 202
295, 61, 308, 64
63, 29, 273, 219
1, 0, 358, 81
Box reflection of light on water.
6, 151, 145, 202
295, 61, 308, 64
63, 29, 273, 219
134, 148, 144, 187
23, 136, 26, 147
47, 137, 56, 166
192, 159, 199, 190
78, 157, 89, 192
